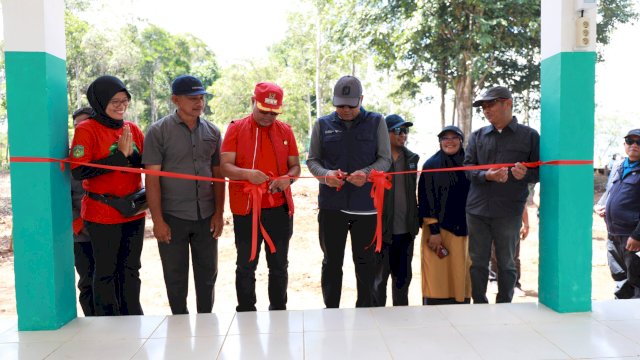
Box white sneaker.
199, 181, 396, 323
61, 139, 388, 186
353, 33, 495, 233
514, 287, 526, 297
488, 281, 499, 294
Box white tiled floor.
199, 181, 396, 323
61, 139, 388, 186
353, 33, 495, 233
3, 300, 640, 359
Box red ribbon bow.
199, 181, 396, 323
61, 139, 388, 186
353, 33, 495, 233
367, 170, 393, 253
243, 182, 276, 261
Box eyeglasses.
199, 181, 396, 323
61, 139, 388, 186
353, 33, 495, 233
439, 136, 460, 142
625, 138, 640, 146
258, 109, 279, 117
109, 99, 130, 107
480, 98, 506, 110
390, 128, 410, 135
336, 105, 359, 109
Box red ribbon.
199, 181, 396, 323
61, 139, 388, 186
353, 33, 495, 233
367, 170, 392, 253
243, 182, 276, 262
72, 217, 84, 235
11, 156, 592, 259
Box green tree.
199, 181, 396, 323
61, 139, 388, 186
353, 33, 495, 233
359, 0, 638, 138
124, 24, 219, 127
64, 10, 92, 110
207, 62, 277, 129
359, 1, 539, 137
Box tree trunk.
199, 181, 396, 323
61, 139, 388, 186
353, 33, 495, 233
307, 93, 314, 142
314, 2, 321, 137
523, 90, 530, 126
75, 63, 82, 109
454, 73, 474, 141
439, 81, 446, 129
451, 96, 457, 126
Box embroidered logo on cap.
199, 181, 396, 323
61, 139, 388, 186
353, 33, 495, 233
265, 93, 278, 105
342, 87, 351, 96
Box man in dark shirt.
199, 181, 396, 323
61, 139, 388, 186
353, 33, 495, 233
464, 86, 539, 303
595, 129, 640, 299
143, 75, 225, 314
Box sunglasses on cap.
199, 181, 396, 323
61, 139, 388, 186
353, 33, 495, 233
625, 138, 640, 146
480, 98, 507, 110
390, 128, 410, 135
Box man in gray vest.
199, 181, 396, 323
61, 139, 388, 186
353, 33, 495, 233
307, 75, 392, 308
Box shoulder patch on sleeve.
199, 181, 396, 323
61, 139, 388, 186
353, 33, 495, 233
72, 145, 84, 158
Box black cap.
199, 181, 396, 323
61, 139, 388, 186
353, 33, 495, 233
385, 114, 413, 130
171, 75, 210, 96
437, 125, 464, 141
72, 107, 93, 120
625, 129, 640, 138
333, 75, 363, 107
472, 86, 512, 107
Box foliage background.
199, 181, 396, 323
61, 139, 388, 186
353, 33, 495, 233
0, 0, 637, 168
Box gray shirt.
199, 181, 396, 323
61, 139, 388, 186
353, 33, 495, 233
464, 116, 540, 217
143, 111, 221, 221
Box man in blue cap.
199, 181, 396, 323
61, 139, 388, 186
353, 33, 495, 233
373, 114, 420, 306
143, 75, 225, 314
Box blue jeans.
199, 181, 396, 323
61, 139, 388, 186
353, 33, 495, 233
467, 213, 521, 303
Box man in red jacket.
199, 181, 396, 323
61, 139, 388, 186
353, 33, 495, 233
221, 82, 301, 311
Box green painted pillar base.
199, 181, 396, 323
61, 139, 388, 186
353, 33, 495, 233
6, 51, 76, 330
539, 51, 596, 312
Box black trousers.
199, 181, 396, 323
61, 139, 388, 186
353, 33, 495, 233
233, 205, 292, 312
158, 214, 218, 314
489, 241, 522, 288
607, 235, 640, 299
86, 218, 145, 316
373, 233, 414, 306
74, 241, 95, 316
318, 209, 377, 308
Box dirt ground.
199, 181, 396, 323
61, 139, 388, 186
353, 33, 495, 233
0, 170, 614, 316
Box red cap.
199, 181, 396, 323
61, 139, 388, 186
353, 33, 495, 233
254, 82, 283, 114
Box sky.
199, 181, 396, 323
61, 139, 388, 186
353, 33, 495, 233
79, 0, 302, 66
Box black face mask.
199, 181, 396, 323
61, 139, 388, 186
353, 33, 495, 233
86, 75, 131, 129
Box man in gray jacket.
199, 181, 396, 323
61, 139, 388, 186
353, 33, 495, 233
307, 75, 392, 308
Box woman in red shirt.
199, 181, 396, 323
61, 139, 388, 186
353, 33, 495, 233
70, 75, 145, 316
